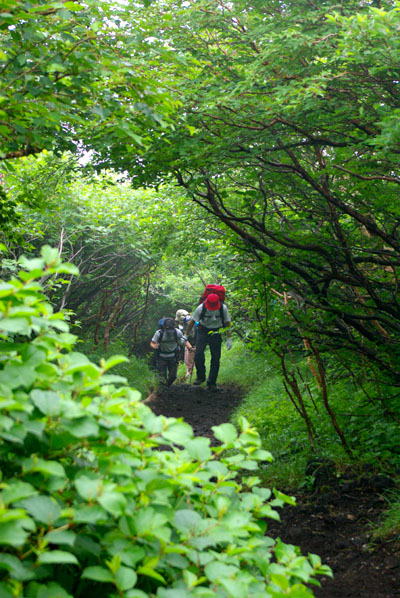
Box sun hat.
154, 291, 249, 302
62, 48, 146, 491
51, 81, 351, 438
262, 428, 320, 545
204, 293, 221, 311
175, 309, 189, 323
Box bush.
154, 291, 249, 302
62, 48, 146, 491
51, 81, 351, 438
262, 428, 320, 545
0, 247, 330, 597
76, 336, 157, 398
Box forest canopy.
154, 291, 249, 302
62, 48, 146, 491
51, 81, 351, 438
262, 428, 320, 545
1, 0, 400, 395
119, 0, 400, 385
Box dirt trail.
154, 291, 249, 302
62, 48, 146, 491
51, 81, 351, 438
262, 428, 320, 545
144, 382, 243, 443
145, 382, 400, 598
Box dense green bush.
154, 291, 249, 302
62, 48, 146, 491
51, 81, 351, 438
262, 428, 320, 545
0, 248, 330, 598
76, 337, 157, 399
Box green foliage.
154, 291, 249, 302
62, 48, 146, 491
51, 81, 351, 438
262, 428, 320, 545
0, 251, 331, 597
123, 0, 400, 389
77, 337, 157, 398
1, 153, 242, 355
0, 187, 19, 232
218, 342, 400, 488
0, 0, 175, 166
371, 492, 400, 543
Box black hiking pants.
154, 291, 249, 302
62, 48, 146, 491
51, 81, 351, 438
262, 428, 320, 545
157, 356, 178, 387
194, 328, 222, 386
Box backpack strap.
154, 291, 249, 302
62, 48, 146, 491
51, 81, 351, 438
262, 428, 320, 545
157, 329, 163, 354
158, 327, 178, 352
199, 303, 225, 328
200, 303, 206, 322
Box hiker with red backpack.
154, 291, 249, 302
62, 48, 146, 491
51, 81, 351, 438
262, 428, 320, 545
150, 317, 193, 387
184, 285, 232, 392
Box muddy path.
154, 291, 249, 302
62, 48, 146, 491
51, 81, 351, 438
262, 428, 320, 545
145, 382, 400, 598
144, 382, 243, 443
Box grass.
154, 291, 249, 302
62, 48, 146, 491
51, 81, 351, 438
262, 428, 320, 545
217, 343, 316, 487
217, 342, 400, 491
370, 493, 400, 544
76, 335, 157, 399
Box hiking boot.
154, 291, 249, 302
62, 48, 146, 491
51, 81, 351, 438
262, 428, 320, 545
207, 384, 220, 392
193, 379, 205, 386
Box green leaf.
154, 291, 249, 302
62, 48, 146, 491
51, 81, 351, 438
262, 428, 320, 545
204, 561, 238, 582
63, 352, 100, 377
0, 582, 13, 598
82, 566, 114, 583
1, 423, 26, 444
31, 389, 60, 416
40, 245, 59, 264
0, 553, 36, 581
0, 283, 14, 298
158, 590, 192, 598
212, 423, 237, 444
64, 416, 99, 438
73, 505, 107, 523
0, 481, 37, 504
116, 566, 137, 591
64, 2, 84, 11
37, 582, 73, 598
252, 449, 273, 462
98, 489, 127, 516
119, 546, 146, 568
18, 257, 45, 272
161, 421, 193, 444
185, 437, 212, 461
134, 508, 169, 536
174, 510, 203, 534
18, 495, 62, 525
124, 591, 149, 598
74, 475, 102, 500
0, 519, 34, 547
24, 457, 66, 478
0, 363, 36, 389
136, 566, 166, 584
44, 530, 76, 546
101, 355, 129, 370
38, 550, 78, 565
51, 262, 79, 275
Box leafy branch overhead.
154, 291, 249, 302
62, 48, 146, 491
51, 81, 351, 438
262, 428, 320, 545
0, 0, 176, 161
124, 0, 400, 383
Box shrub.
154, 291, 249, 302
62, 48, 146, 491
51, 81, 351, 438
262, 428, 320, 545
0, 247, 330, 597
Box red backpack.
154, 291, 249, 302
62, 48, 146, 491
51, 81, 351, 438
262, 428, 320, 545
199, 284, 226, 304
198, 284, 226, 328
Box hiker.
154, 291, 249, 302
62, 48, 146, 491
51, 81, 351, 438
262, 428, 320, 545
175, 309, 189, 329
183, 313, 196, 380
150, 317, 192, 387
185, 293, 232, 391
175, 309, 189, 362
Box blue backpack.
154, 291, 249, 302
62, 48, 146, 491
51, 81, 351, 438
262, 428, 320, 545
157, 318, 180, 361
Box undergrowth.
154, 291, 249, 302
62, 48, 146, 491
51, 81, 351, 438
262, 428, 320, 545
76, 336, 157, 398
0, 248, 334, 597
218, 343, 400, 494
370, 493, 400, 544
